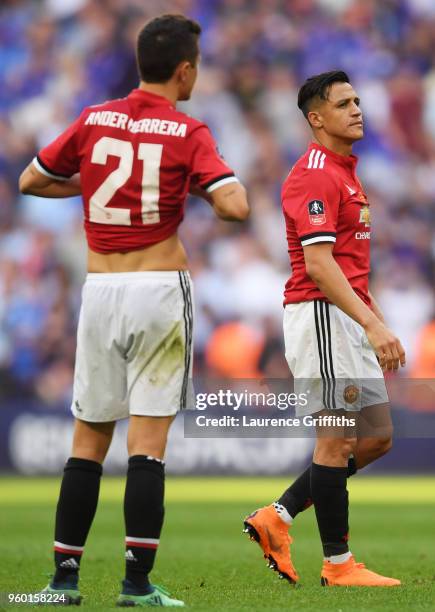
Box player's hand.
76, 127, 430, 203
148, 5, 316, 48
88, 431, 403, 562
364, 320, 406, 372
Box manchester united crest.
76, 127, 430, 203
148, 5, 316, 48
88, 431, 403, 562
359, 205, 371, 227
343, 385, 359, 404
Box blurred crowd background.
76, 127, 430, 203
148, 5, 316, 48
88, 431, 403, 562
1, 0, 435, 407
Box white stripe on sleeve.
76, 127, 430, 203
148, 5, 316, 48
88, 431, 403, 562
301, 235, 336, 246
33, 157, 69, 181
206, 176, 239, 193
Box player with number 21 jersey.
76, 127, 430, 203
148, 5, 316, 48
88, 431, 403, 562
20, 14, 248, 608
34, 89, 236, 253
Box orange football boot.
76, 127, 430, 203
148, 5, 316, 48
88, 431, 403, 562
321, 555, 401, 587
243, 505, 299, 584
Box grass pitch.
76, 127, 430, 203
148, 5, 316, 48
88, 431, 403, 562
0, 476, 434, 610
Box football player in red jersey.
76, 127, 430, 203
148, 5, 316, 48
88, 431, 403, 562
244, 71, 405, 587
19, 14, 248, 607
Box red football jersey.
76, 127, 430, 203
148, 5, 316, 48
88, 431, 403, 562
33, 89, 238, 253
282, 142, 372, 306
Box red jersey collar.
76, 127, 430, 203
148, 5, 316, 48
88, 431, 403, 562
127, 88, 175, 110
309, 141, 358, 169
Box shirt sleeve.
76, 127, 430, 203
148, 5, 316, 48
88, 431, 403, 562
187, 124, 239, 192
283, 171, 340, 246
32, 113, 83, 181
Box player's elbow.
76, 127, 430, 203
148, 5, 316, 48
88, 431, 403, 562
18, 169, 36, 194
233, 184, 250, 220
18, 173, 31, 194
226, 196, 250, 222
305, 260, 325, 282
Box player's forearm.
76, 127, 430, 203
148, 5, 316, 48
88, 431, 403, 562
32, 179, 82, 198
368, 290, 386, 324
210, 183, 249, 222
213, 209, 247, 222
22, 183, 81, 198
189, 181, 248, 220
306, 257, 377, 329
19, 164, 81, 198
20, 176, 81, 198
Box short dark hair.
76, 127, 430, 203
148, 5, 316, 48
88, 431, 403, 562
297, 70, 350, 118
137, 14, 201, 83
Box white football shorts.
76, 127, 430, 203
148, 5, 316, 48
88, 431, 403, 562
71, 271, 194, 422
283, 300, 389, 416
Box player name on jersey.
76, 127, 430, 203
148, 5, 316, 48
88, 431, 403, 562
84, 111, 187, 137
35, 89, 237, 253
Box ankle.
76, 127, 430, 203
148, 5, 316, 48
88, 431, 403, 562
324, 551, 352, 564
272, 502, 293, 525
52, 572, 79, 589
122, 578, 153, 596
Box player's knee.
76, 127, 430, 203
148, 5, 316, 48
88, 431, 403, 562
127, 438, 167, 459
316, 436, 357, 464
337, 436, 358, 460
72, 445, 107, 464
127, 415, 173, 458
370, 436, 393, 459
72, 419, 114, 463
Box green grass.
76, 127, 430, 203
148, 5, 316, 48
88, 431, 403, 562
0, 476, 434, 610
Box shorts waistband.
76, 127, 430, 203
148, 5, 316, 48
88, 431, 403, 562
284, 300, 331, 309
86, 270, 191, 283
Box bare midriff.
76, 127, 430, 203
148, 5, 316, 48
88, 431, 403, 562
87, 233, 188, 273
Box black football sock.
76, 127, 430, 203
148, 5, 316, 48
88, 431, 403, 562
123, 455, 165, 594
277, 456, 356, 519
53, 457, 102, 586
277, 466, 313, 519
310, 462, 349, 557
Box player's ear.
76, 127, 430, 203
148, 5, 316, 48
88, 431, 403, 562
175, 61, 192, 83
307, 110, 323, 129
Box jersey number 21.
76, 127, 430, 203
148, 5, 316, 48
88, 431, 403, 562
89, 136, 162, 225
